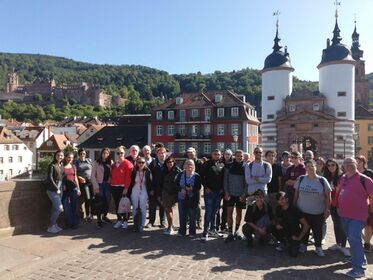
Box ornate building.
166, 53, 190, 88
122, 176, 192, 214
261, 10, 358, 160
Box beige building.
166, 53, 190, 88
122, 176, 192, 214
355, 105, 373, 158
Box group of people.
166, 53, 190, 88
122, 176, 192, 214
44, 144, 373, 279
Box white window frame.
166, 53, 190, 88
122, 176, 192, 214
217, 108, 225, 118
204, 143, 211, 154
217, 124, 225, 136
168, 111, 174, 120
156, 125, 163, 136
167, 125, 174, 136
289, 104, 296, 112
368, 136, 373, 145
217, 142, 225, 151
9, 157, 13, 163
156, 111, 163, 120
313, 103, 320, 111
167, 142, 174, 152
179, 125, 185, 136
204, 124, 211, 136
18, 156, 22, 163
205, 108, 211, 121
192, 143, 199, 153
179, 110, 186, 122
231, 107, 239, 117
231, 124, 239, 136
179, 143, 186, 154
191, 109, 199, 118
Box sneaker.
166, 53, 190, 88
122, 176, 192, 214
102, 216, 112, 224
169, 227, 176, 235
200, 232, 208, 241
145, 223, 154, 228
177, 232, 185, 237
363, 243, 371, 252
159, 223, 166, 229
96, 221, 103, 229
234, 232, 243, 240
345, 257, 367, 266
85, 215, 93, 223
328, 243, 341, 251
339, 247, 351, 257
315, 247, 325, 257
113, 221, 123, 229
208, 229, 223, 238
189, 234, 196, 239
225, 233, 234, 243
346, 269, 365, 279
122, 221, 128, 229
163, 228, 171, 235
55, 225, 63, 231
47, 225, 61, 234
275, 243, 285, 252
267, 238, 276, 246
139, 226, 144, 232
299, 243, 307, 253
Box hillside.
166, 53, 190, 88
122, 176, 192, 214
0, 52, 321, 122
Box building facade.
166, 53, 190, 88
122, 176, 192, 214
151, 90, 259, 158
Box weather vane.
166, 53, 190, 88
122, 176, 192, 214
334, 0, 341, 18
273, 10, 280, 28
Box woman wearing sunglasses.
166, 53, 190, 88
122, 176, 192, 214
111, 146, 134, 229
128, 157, 152, 232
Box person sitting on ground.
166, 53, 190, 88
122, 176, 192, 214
242, 189, 273, 247
268, 192, 309, 257
224, 149, 247, 243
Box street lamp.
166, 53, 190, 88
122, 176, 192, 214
353, 133, 359, 157
233, 134, 238, 152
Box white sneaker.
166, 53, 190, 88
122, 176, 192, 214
113, 221, 123, 229
339, 247, 351, 257
122, 221, 128, 229
169, 228, 176, 235
315, 247, 325, 257
328, 243, 341, 251
163, 228, 171, 235
47, 225, 61, 234
55, 225, 63, 231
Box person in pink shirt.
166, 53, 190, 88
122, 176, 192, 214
338, 157, 373, 278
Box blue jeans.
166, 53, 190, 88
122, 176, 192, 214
203, 191, 221, 233
99, 182, 111, 215
341, 217, 366, 273
178, 199, 196, 235
46, 190, 63, 226
62, 188, 80, 227
331, 206, 347, 247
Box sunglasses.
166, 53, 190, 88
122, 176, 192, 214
167, 161, 175, 164
137, 162, 145, 164
117, 152, 125, 155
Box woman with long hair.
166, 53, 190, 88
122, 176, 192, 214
162, 156, 182, 235
324, 158, 350, 257
45, 150, 65, 233
62, 152, 81, 229
111, 146, 134, 229
91, 147, 112, 228
128, 157, 152, 232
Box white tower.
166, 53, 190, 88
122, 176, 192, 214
261, 18, 294, 152
318, 9, 355, 159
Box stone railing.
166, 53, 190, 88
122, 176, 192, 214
0, 179, 50, 236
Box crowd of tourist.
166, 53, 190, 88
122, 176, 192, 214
44, 144, 373, 279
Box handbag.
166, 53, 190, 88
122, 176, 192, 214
118, 196, 131, 214
91, 194, 103, 216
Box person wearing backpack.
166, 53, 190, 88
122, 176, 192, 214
244, 147, 272, 204
283, 151, 306, 204
338, 157, 373, 278
293, 159, 331, 257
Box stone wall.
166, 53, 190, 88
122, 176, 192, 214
0, 179, 50, 236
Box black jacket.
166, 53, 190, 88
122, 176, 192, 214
162, 166, 182, 195
45, 163, 63, 192
201, 160, 225, 192
127, 169, 152, 198
149, 159, 165, 196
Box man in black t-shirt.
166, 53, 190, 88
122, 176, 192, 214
269, 191, 309, 257
242, 189, 273, 247
265, 150, 282, 215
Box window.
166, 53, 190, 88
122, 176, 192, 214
12, 145, 18, 150
267, 136, 275, 141
231, 142, 239, 152
9, 157, 13, 163
9, 169, 13, 176
231, 124, 239, 136
217, 124, 225, 136
289, 104, 296, 112
179, 125, 185, 136
368, 124, 373, 131
168, 111, 174, 120
204, 143, 211, 154
156, 125, 163, 136
0, 157, 3, 164
0, 170, 3, 175
191, 125, 199, 137
313, 104, 320, 111
179, 110, 186, 122
369, 136, 373, 145
4, 145, 10, 151
337, 112, 347, 117
191, 109, 199, 118
18, 156, 22, 163
217, 108, 225, 118
231, 107, 239, 117
205, 108, 211, 121
217, 142, 225, 151
267, 96, 275, 100
179, 143, 186, 154
167, 125, 175, 136
156, 111, 163, 120
192, 143, 199, 153
267, 114, 275, 119
204, 124, 211, 136
355, 124, 360, 132
167, 142, 174, 152
338, 91, 346, 97
336, 154, 344, 159
47, 141, 53, 147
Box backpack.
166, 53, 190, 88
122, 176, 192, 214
248, 161, 270, 176
298, 175, 326, 192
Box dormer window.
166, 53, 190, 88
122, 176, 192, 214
156, 111, 163, 120
289, 104, 296, 112
313, 104, 320, 111
168, 111, 174, 120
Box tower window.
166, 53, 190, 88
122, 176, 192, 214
337, 91, 346, 97
337, 112, 347, 117
267, 96, 275, 101
290, 124, 295, 128
313, 104, 320, 111
267, 114, 275, 119
289, 105, 296, 112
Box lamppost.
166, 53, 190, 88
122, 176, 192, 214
353, 133, 359, 157
233, 134, 238, 152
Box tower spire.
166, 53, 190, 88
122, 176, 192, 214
331, 1, 342, 45
272, 10, 281, 52
351, 15, 363, 60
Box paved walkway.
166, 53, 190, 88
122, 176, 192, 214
0, 215, 372, 279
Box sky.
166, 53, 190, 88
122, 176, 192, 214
0, 0, 372, 81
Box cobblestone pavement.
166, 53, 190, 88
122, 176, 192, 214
1, 214, 373, 279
